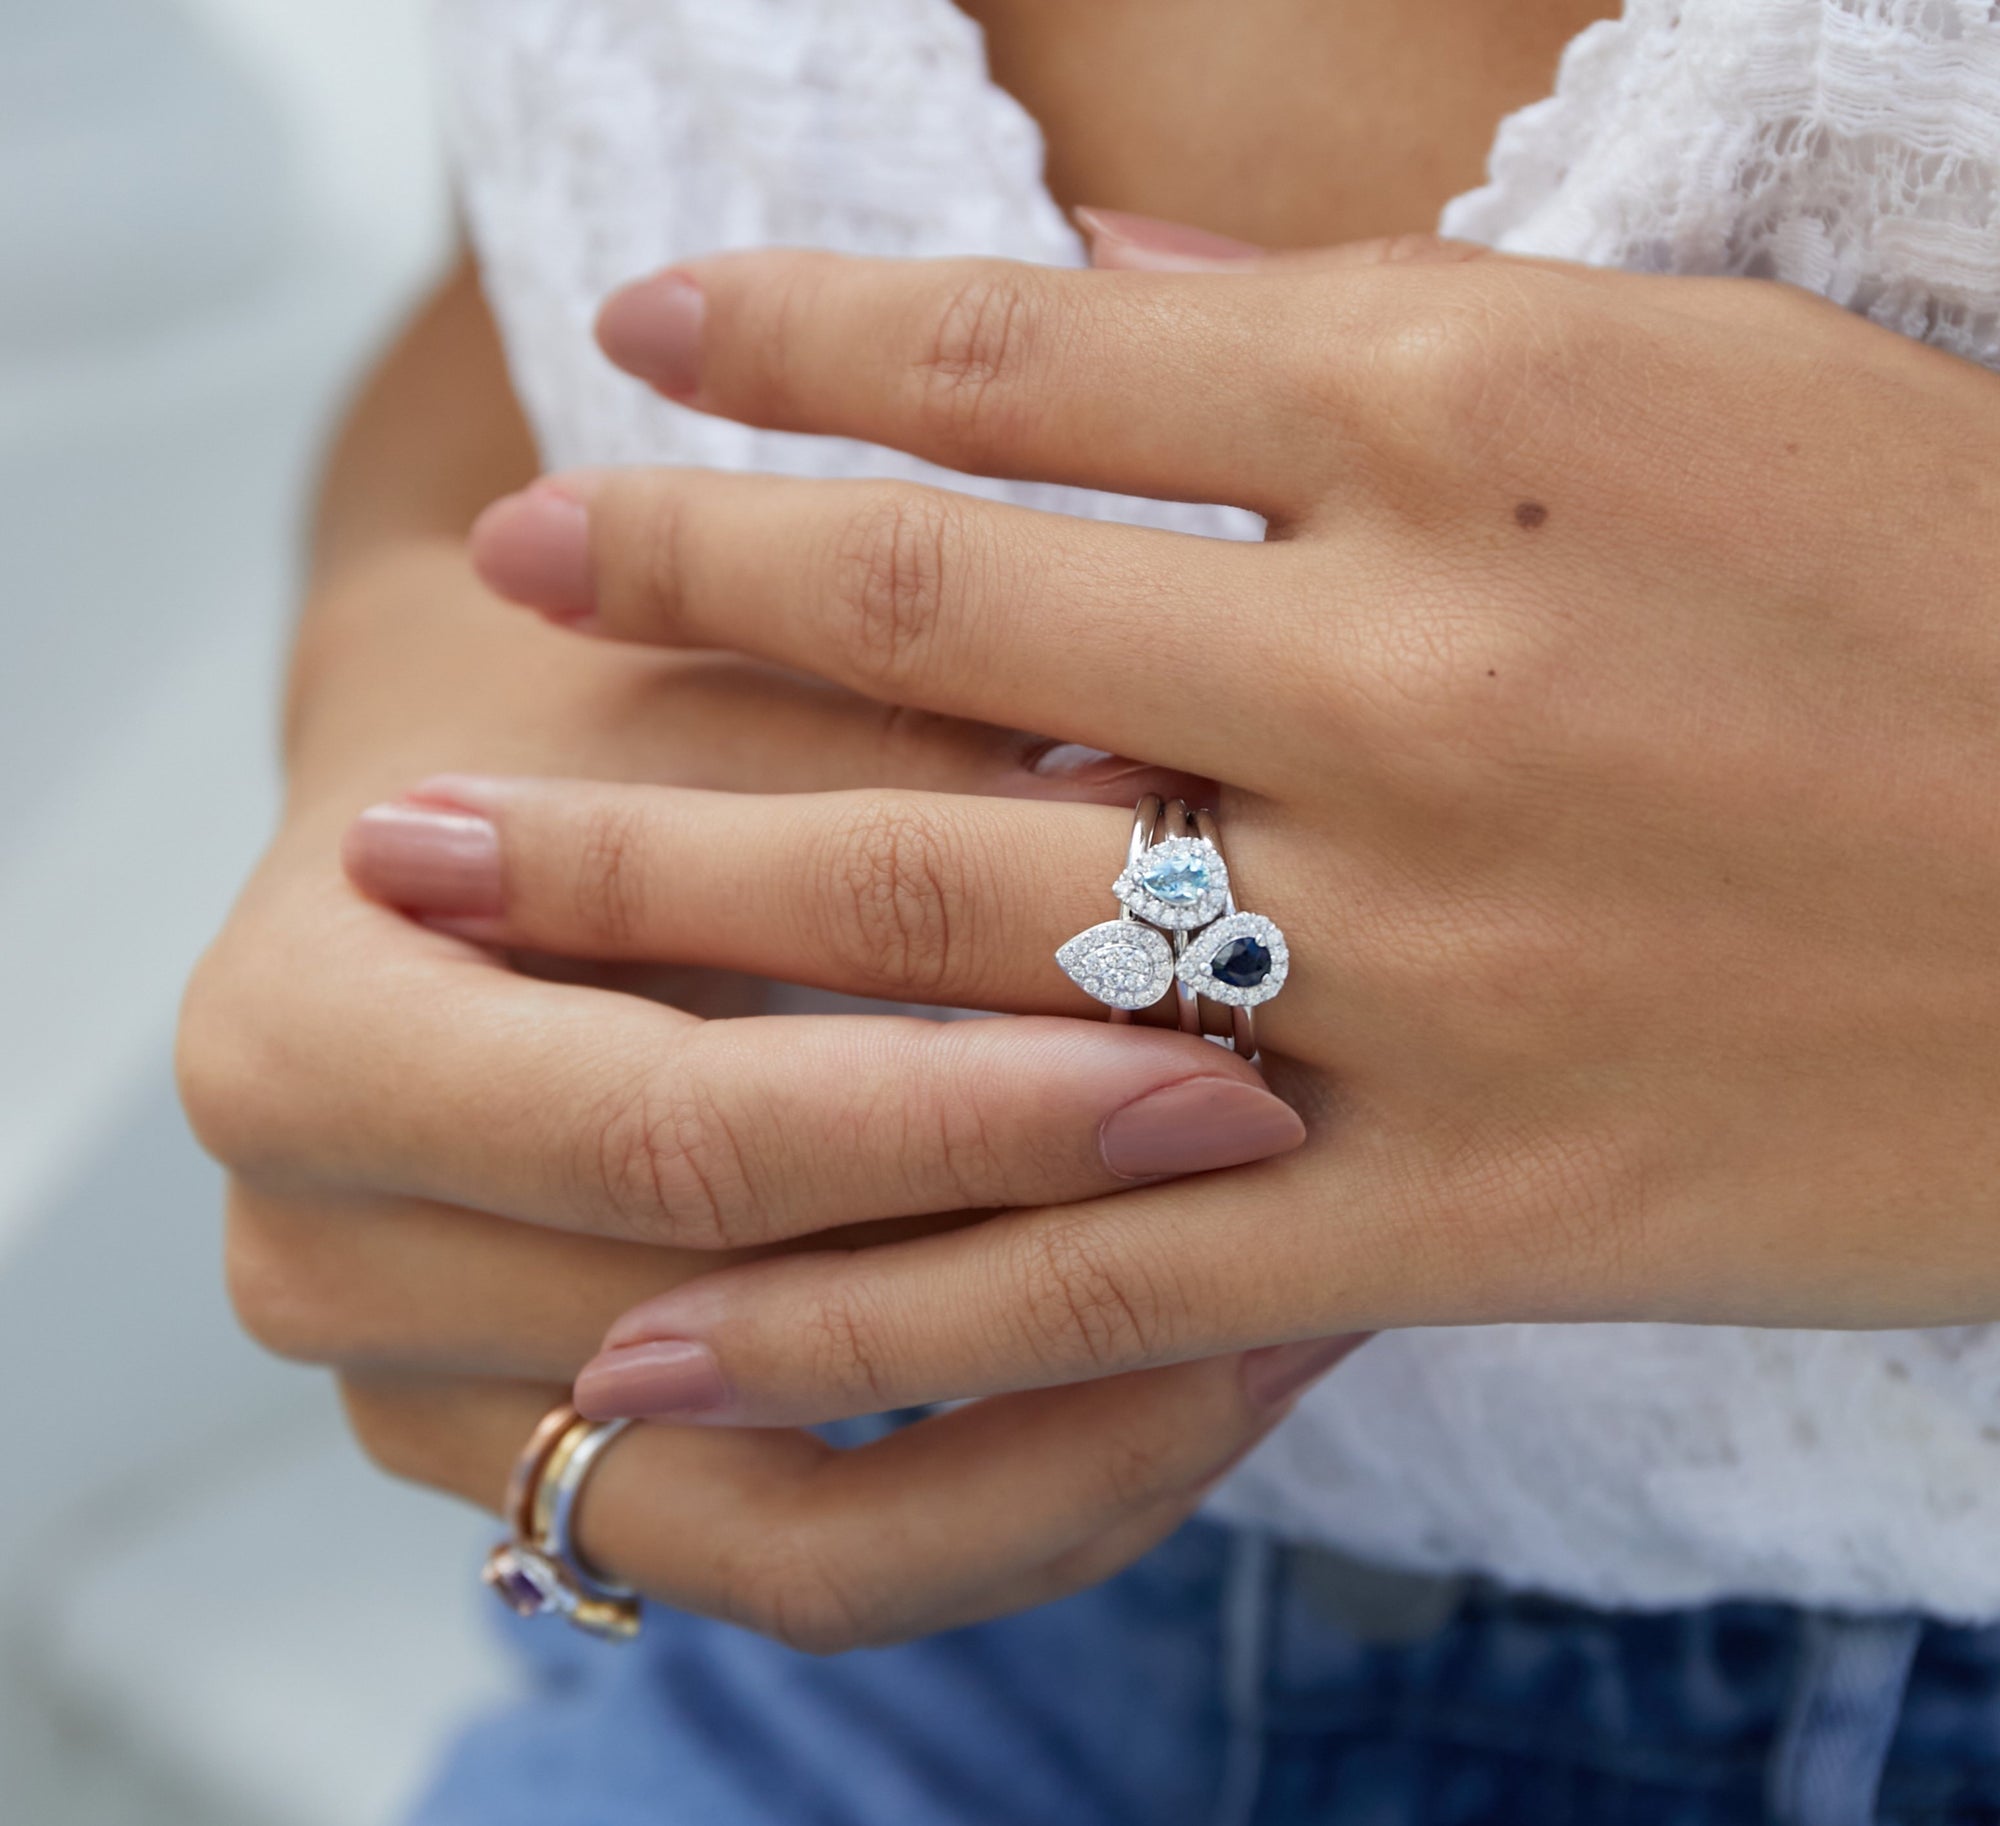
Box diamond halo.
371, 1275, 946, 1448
1176, 912, 1290, 1008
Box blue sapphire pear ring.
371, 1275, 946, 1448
1056, 794, 1288, 1057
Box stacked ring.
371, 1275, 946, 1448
1055, 795, 1289, 1057
481, 1403, 641, 1641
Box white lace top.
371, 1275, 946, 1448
433, 0, 2000, 1617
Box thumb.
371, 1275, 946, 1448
1075, 206, 1492, 275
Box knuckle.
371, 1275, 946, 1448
728, 1531, 882, 1656
175, 947, 281, 1170
1401, 301, 1528, 439
579, 1067, 756, 1248
570, 799, 657, 948
1093, 1414, 1194, 1511
1361, 271, 1570, 466
795, 1271, 895, 1408
809, 795, 963, 996
223, 1197, 333, 1363
824, 488, 965, 691
1009, 1216, 1171, 1377
335, 1378, 425, 1483
909, 265, 1046, 460
927, 1075, 1009, 1210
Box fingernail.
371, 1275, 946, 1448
1242, 1336, 1364, 1411
574, 1340, 729, 1421
468, 480, 595, 622
1029, 741, 1120, 777
596, 271, 706, 398
1075, 207, 1266, 271
1027, 742, 1173, 789
342, 801, 502, 917
1099, 1077, 1305, 1181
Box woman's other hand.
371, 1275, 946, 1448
449, 235, 2000, 1424
179, 262, 1314, 1650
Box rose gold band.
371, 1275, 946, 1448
483, 1401, 642, 1642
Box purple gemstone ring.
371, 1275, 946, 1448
482, 1403, 641, 1642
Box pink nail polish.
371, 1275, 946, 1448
1242, 1336, 1365, 1411
574, 1340, 729, 1421
342, 802, 503, 917
1074, 207, 1266, 272
1098, 1077, 1305, 1182
596, 272, 706, 398
468, 481, 595, 622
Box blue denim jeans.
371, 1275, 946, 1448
410, 1519, 2000, 1826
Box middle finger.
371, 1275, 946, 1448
478, 469, 1318, 788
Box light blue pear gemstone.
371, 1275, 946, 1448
1114, 836, 1228, 930
1138, 849, 1212, 904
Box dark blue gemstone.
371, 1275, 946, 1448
1210, 936, 1272, 989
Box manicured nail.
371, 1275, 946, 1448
1242, 1336, 1364, 1411
1030, 741, 1120, 777
596, 271, 706, 397
342, 801, 502, 917
468, 480, 595, 622
1099, 1077, 1305, 1181
1075, 207, 1266, 271
1027, 742, 1178, 790
574, 1340, 729, 1421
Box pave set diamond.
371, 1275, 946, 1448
1058, 830, 1288, 1014
1055, 920, 1177, 1012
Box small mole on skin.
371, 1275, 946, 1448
1784, 440, 1800, 456
1513, 501, 1549, 530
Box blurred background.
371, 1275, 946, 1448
0, 3, 518, 1819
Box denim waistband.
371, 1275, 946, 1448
1219, 1535, 1939, 1826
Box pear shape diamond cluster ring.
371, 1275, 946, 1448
1056, 794, 1288, 1058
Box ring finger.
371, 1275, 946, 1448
343, 777, 1297, 1030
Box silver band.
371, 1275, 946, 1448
547, 1417, 635, 1600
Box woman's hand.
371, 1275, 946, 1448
183, 528, 1322, 1648
449, 235, 2000, 1428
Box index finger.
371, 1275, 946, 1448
594, 250, 1369, 520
